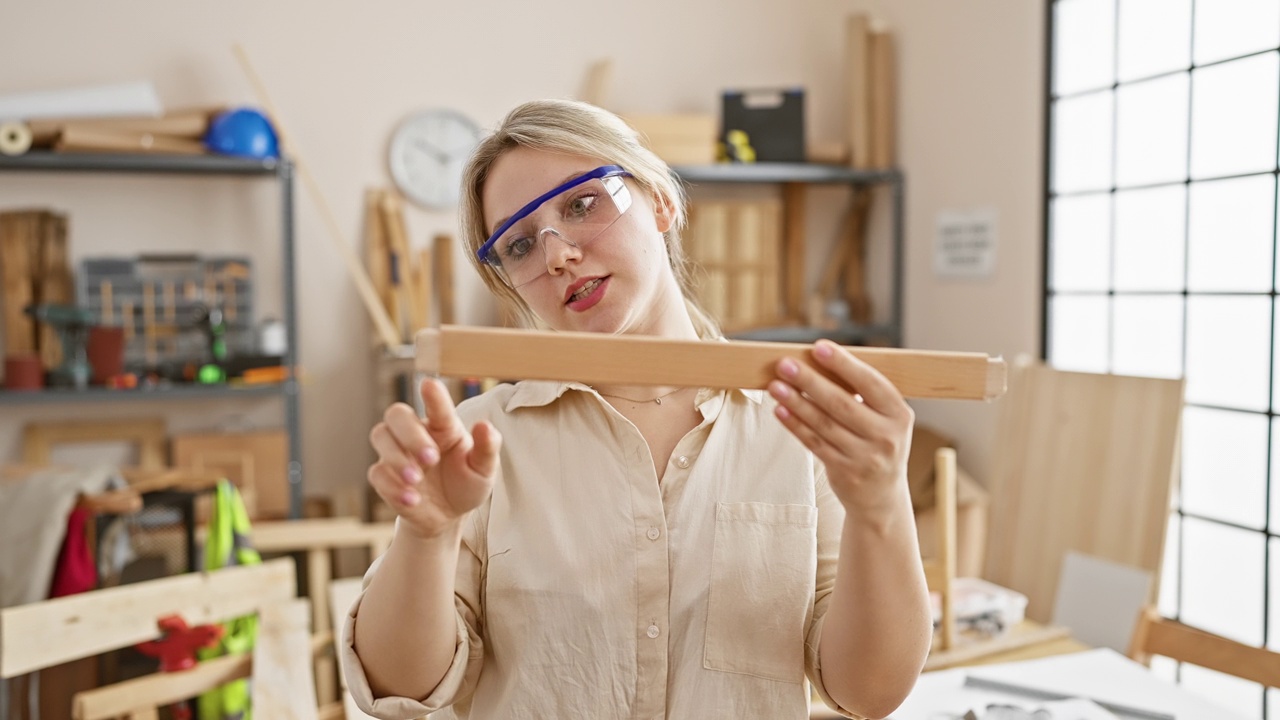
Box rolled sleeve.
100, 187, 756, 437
804, 463, 868, 720
339, 516, 487, 719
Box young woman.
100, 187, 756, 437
344, 99, 931, 719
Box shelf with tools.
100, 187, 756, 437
671, 163, 904, 348
0, 150, 304, 517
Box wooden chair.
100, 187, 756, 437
1128, 606, 1280, 688
921, 447, 957, 651
0, 559, 318, 720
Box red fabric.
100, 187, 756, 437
49, 507, 97, 597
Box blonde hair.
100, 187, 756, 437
458, 99, 721, 339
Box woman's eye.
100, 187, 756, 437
567, 194, 598, 217
503, 236, 535, 259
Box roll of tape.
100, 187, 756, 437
0, 122, 33, 156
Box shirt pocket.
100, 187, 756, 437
703, 502, 818, 683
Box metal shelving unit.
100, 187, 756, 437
0, 150, 303, 518
671, 163, 905, 347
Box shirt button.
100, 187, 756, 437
676, 455, 690, 469
646, 527, 660, 541
646, 624, 660, 639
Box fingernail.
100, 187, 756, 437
769, 380, 791, 399
401, 466, 422, 485
815, 342, 834, 360
420, 448, 439, 465
779, 358, 799, 378
400, 490, 420, 507
775, 405, 791, 420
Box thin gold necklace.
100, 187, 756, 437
591, 385, 686, 405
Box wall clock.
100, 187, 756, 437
388, 108, 483, 209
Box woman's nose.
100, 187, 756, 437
541, 228, 582, 273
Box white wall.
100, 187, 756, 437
0, 0, 1046, 507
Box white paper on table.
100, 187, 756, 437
0, 81, 163, 121
891, 649, 1251, 720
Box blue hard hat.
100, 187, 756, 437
205, 107, 280, 159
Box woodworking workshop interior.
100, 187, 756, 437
0, 2, 1277, 719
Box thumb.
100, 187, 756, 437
466, 421, 502, 477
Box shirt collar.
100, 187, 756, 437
504, 380, 763, 412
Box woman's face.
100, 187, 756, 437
482, 146, 680, 336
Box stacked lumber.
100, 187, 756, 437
0, 107, 222, 156
0, 209, 72, 369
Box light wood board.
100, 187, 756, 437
1, 559, 294, 678
984, 360, 1185, 622
415, 325, 1006, 401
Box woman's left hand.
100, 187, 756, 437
768, 339, 914, 515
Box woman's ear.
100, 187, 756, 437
652, 192, 676, 234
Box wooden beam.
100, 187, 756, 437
415, 325, 1007, 401
249, 518, 394, 553
73, 653, 251, 720
252, 600, 319, 720
782, 183, 806, 322
1, 559, 295, 678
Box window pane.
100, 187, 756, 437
1116, 74, 1189, 187
1159, 514, 1180, 617
1185, 296, 1271, 411
1114, 185, 1186, 291
1271, 537, 1280, 648
1187, 175, 1275, 292
1181, 516, 1264, 646
1182, 407, 1268, 530
1118, 0, 1192, 81
1054, 0, 1116, 95
1053, 91, 1115, 194
1180, 664, 1263, 717
1048, 295, 1110, 373
1050, 194, 1111, 291
1190, 53, 1279, 180
1112, 295, 1183, 378
1193, 0, 1280, 66
1270, 420, 1280, 533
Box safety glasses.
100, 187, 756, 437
477, 165, 633, 288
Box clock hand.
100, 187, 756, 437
414, 138, 449, 163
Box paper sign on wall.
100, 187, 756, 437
935, 209, 997, 278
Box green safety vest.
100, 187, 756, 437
198, 480, 262, 720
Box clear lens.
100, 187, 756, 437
486, 176, 631, 287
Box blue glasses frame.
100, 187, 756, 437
477, 164, 633, 266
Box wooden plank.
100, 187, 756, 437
923, 622, 1073, 672
330, 578, 378, 720
935, 447, 957, 651
433, 234, 455, 326
581, 58, 614, 108
984, 361, 1185, 622
415, 325, 1007, 401
363, 188, 394, 346
249, 518, 394, 552
1, 559, 295, 678
416, 247, 433, 331
73, 652, 251, 720
308, 549, 337, 705
869, 29, 897, 170
1134, 608, 1280, 688
0, 212, 39, 355
22, 418, 167, 468
379, 192, 420, 339
252, 599, 319, 720
781, 183, 806, 322
846, 13, 873, 170
56, 126, 206, 155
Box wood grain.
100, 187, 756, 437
415, 325, 1006, 401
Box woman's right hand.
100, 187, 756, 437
367, 378, 501, 539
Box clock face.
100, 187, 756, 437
388, 109, 484, 210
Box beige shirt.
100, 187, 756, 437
342, 381, 854, 719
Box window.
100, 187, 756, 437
1047, 1, 1280, 715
